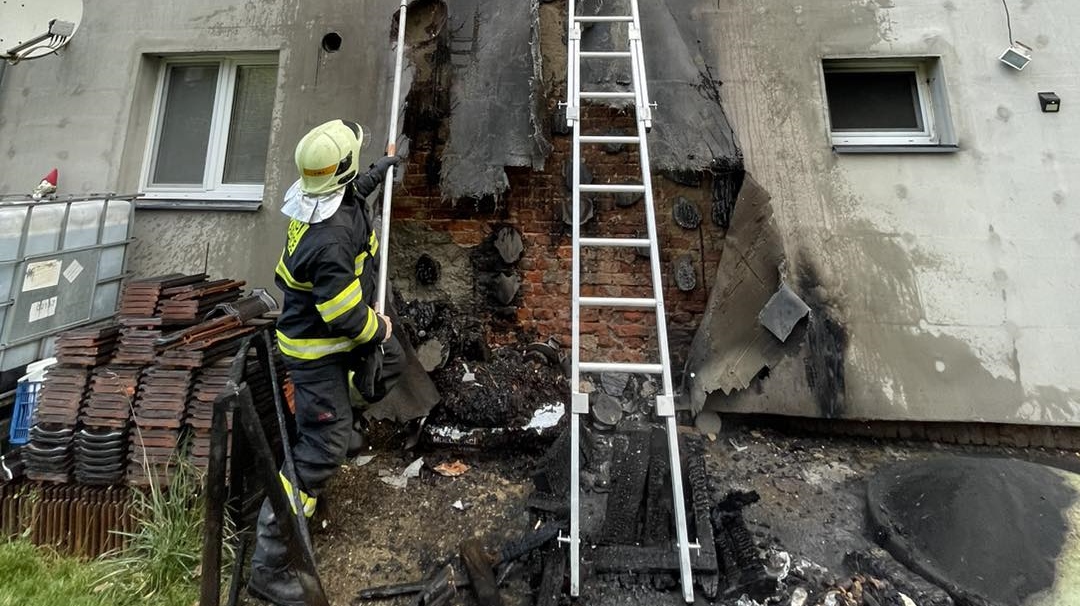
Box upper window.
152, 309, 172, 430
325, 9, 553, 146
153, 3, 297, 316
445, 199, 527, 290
822, 57, 957, 152
141, 55, 277, 201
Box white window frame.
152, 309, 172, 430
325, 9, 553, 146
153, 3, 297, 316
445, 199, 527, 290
822, 58, 937, 147
140, 54, 277, 202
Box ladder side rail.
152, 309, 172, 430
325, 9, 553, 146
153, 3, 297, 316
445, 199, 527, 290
566, 1, 579, 124
628, 0, 653, 127
568, 2, 584, 594
628, 0, 693, 600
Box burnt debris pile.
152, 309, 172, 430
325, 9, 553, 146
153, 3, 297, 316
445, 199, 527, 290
396, 298, 569, 446
526, 375, 721, 597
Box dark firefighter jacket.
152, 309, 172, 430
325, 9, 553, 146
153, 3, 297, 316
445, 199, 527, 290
274, 166, 389, 365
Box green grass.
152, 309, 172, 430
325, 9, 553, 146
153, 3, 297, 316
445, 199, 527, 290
0, 540, 122, 606
0, 459, 231, 606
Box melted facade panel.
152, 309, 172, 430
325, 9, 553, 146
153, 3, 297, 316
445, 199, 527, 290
439, 0, 550, 199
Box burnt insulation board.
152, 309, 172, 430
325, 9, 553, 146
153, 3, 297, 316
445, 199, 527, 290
440, 0, 550, 199
868, 456, 1080, 606
577, 0, 739, 173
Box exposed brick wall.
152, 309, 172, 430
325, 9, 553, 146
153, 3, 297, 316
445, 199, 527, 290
728, 413, 1080, 450
389, 102, 725, 372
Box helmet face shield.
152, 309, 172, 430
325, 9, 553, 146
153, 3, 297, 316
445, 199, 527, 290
355, 124, 372, 152
295, 119, 366, 195
340, 120, 372, 154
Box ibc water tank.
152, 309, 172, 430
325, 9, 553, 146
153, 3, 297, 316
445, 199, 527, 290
23, 204, 66, 256
63, 200, 104, 249
98, 199, 131, 281
0, 206, 28, 307
0, 206, 28, 262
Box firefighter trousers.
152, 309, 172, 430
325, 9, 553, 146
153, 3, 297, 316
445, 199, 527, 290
251, 334, 406, 574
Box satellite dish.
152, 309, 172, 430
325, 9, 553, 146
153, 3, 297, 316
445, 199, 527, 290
0, 0, 84, 63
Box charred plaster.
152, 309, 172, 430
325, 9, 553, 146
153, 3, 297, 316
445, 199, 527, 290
798, 265, 848, 418
388, 223, 475, 304
703, 228, 1042, 423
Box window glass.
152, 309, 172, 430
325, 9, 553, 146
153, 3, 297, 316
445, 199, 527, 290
152, 64, 219, 185
223, 65, 276, 184
824, 70, 922, 132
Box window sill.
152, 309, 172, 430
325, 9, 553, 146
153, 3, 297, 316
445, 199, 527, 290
832, 144, 960, 154
135, 198, 263, 212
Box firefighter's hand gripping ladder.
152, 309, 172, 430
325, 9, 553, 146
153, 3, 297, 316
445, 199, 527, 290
557, 0, 696, 601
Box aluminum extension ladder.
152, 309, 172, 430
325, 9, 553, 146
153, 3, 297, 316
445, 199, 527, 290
557, 0, 696, 602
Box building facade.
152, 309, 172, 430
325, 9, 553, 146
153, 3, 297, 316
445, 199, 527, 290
1, 0, 1077, 426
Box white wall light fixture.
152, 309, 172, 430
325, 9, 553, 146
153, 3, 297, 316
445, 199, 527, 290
999, 41, 1032, 70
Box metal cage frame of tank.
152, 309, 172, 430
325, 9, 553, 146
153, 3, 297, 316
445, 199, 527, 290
0, 194, 136, 372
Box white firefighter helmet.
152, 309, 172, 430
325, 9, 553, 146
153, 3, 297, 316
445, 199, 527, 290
282, 119, 367, 223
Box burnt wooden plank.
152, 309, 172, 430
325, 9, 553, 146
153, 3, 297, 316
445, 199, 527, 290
600, 430, 650, 544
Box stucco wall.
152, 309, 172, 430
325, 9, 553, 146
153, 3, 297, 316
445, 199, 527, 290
4, 0, 1079, 425
695, 0, 1080, 423
0, 0, 397, 291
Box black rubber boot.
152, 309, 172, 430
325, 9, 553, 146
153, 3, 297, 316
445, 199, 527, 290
247, 566, 305, 606
248, 500, 306, 606
345, 424, 368, 459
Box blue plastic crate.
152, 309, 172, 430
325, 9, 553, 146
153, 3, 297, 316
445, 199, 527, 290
10, 380, 41, 446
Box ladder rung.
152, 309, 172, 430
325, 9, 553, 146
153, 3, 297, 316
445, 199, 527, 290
579, 183, 645, 193
581, 296, 656, 308
579, 362, 664, 374
580, 237, 650, 248
579, 91, 636, 100
574, 15, 634, 23
579, 51, 632, 58
579, 135, 639, 144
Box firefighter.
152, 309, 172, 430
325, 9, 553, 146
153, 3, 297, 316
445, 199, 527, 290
249, 119, 404, 605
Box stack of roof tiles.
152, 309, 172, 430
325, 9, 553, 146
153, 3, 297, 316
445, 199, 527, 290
185, 357, 234, 471
113, 321, 162, 366
156, 279, 245, 324
25, 273, 276, 487
25, 325, 119, 483
184, 337, 285, 473
117, 273, 208, 318
128, 367, 194, 487
54, 325, 121, 367
76, 366, 140, 485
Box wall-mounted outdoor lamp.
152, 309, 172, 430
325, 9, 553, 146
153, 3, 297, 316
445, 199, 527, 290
1038, 92, 1061, 112
999, 42, 1032, 70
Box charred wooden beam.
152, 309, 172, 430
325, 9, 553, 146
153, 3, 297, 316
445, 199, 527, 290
460, 538, 503, 606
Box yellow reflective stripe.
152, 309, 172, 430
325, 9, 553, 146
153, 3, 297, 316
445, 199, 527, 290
276, 254, 313, 292
276, 331, 358, 360
353, 232, 378, 276
356, 307, 380, 343
316, 278, 363, 323
279, 472, 316, 518
354, 252, 369, 276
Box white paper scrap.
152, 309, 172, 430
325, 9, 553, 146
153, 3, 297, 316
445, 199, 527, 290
63, 259, 84, 283
403, 457, 424, 478
29, 296, 58, 323
23, 260, 62, 292
351, 454, 376, 467
378, 458, 424, 489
